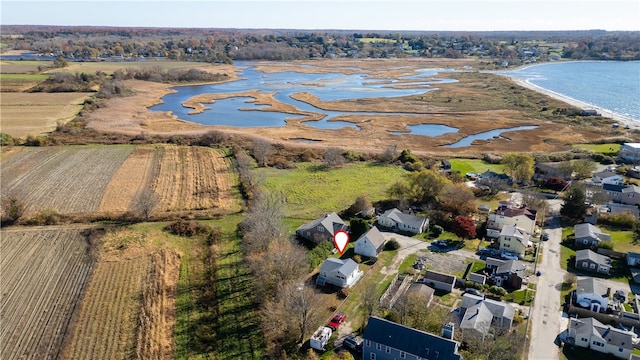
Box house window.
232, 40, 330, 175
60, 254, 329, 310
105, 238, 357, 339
582, 262, 588, 268
317, 226, 324, 232
365, 340, 370, 347
400, 351, 406, 358
583, 239, 588, 244
590, 263, 596, 269
581, 337, 588, 342
386, 346, 390, 353
370, 354, 376, 360
619, 348, 624, 352
376, 343, 381, 351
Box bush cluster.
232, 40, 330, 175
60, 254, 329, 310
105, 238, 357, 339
164, 219, 211, 237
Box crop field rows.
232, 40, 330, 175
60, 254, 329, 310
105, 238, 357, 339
0, 228, 95, 360
61, 253, 149, 359
1, 146, 133, 215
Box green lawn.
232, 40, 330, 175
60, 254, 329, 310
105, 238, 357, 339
560, 243, 576, 271
573, 143, 620, 156
256, 161, 406, 219
599, 226, 636, 253
0, 73, 49, 80
448, 159, 506, 176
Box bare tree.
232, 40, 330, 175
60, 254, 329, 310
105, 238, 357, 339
361, 282, 379, 324
252, 138, 273, 167
323, 147, 345, 168
241, 190, 286, 254
1, 195, 25, 225
439, 183, 477, 215
380, 145, 398, 163
135, 188, 159, 221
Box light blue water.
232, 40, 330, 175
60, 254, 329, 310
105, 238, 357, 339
443, 125, 539, 148
501, 61, 640, 121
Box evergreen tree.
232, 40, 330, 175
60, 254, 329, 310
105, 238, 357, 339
560, 183, 588, 220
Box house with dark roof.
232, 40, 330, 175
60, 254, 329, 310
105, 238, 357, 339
628, 252, 640, 267
566, 317, 636, 359
460, 293, 516, 335
604, 183, 640, 206
484, 257, 527, 289
362, 316, 462, 360
354, 227, 387, 258
574, 223, 611, 248
574, 277, 610, 313
606, 203, 640, 219
534, 161, 572, 180
421, 270, 457, 293
575, 249, 612, 275
316, 258, 363, 288
592, 171, 624, 186
378, 208, 429, 235
296, 212, 348, 244
487, 202, 537, 236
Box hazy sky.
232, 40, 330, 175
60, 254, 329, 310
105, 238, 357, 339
2, 0, 639, 31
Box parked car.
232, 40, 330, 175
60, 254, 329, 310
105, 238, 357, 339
343, 336, 362, 353
501, 252, 519, 260
536, 271, 542, 277
465, 288, 485, 298
328, 312, 347, 330
433, 240, 448, 247
541, 232, 549, 241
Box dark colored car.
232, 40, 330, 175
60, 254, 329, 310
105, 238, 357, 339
343, 336, 362, 353
328, 312, 346, 330
541, 232, 549, 241
465, 288, 485, 298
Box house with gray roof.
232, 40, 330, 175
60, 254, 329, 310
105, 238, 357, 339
460, 301, 494, 340
566, 317, 636, 359
362, 316, 462, 360
498, 224, 530, 257
315, 258, 363, 288
606, 203, 640, 219
574, 223, 611, 248
575, 249, 612, 275
296, 212, 348, 244
422, 270, 456, 293
592, 170, 624, 186
460, 293, 515, 330
354, 226, 387, 258
574, 277, 610, 313
378, 208, 429, 235
484, 257, 527, 289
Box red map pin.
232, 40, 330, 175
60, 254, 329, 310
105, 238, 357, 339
333, 230, 350, 255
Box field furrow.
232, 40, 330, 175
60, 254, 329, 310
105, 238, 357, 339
0, 228, 95, 360
1, 146, 134, 215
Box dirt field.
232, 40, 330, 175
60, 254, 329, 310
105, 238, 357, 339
1, 145, 133, 216
150, 145, 239, 213
0, 227, 96, 360
84, 59, 631, 156
0, 92, 92, 138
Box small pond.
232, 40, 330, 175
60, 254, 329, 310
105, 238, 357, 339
444, 126, 539, 148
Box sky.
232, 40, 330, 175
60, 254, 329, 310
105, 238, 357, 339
1, 0, 639, 32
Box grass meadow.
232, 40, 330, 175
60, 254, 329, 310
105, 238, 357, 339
573, 143, 620, 156
256, 161, 407, 219
448, 158, 505, 175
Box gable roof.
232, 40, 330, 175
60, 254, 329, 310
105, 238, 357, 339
569, 317, 635, 350
575, 249, 612, 266
461, 302, 493, 335
593, 170, 619, 179
576, 277, 608, 296
574, 223, 611, 242
379, 208, 428, 229
496, 259, 526, 277
460, 294, 515, 321
297, 212, 347, 234
622, 185, 640, 195
603, 183, 625, 193
356, 226, 386, 250
363, 317, 462, 360
318, 257, 359, 276
499, 224, 530, 244
423, 270, 456, 285
493, 205, 537, 221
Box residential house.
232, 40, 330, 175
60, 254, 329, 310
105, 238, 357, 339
535, 161, 572, 180
592, 171, 624, 186
574, 277, 610, 313
566, 317, 636, 359
421, 270, 456, 293
620, 143, 640, 163
477, 170, 512, 186
460, 301, 494, 339
604, 184, 640, 206
316, 258, 363, 288
296, 213, 348, 244
460, 294, 515, 331
574, 223, 611, 248
575, 249, 612, 275
468, 273, 486, 286
378, 208, 429, 235
362, 316, 462, 360
354, 227, 387, 258
487, 203, 537, 237
605, 203, 640, 220
400, 282, 435, 308
484, 257, 527, 289
498, 225, 530, 257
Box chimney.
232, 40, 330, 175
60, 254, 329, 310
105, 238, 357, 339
441, 322, 455, 340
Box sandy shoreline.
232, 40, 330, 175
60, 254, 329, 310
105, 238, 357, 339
507, 75, 640, 129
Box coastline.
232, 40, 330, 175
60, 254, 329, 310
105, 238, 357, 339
509, 76, 640, 130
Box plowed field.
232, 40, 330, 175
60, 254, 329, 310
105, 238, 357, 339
150, 145, 237, 212
0, 146, 133, 215
0, 227, 95, 360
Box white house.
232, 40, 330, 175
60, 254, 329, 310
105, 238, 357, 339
574, 277, 609, 313
487, 203, 537, 236
566, 317, 637, 359
354, 227, 387, 258
316, 258, 363, 288
378, 208, 429, 235
498, 225, 530, 257
620, 142, 640, 163
592, 170, 624, 186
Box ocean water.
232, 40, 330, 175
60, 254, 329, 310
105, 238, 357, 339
501, 61, 640, 121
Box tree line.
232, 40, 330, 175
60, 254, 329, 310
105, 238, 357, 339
2, 25, 638, 65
